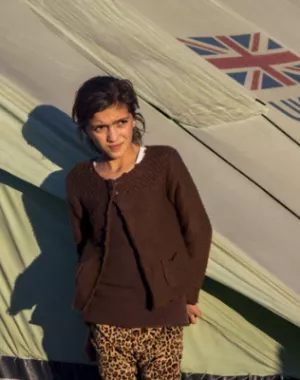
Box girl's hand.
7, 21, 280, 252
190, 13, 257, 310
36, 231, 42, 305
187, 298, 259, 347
186, 304, 202, 324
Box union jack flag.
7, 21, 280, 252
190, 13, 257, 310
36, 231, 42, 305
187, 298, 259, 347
179, 33, 300, 90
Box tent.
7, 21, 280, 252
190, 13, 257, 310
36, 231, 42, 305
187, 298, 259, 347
1, 0, 300, 379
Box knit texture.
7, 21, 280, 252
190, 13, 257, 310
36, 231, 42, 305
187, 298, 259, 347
66, 145, 212, 314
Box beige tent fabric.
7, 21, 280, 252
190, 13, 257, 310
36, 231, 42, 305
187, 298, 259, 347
289, 0, 300, 9
24, 0, 265, 129
207, 233, 300, 327
214, 0, 300, 54
186, 117, 300, 218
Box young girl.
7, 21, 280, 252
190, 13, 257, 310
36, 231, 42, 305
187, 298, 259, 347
66, 76, 212, 379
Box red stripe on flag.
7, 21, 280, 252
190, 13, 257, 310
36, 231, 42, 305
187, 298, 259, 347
251, 70, 260, 90
207, 51, 300, 69
262, 65, 295, 86
251, 33, 260, 52
217, 36, 252, 56
285, 66, 300, 72
178, 38, 226, 54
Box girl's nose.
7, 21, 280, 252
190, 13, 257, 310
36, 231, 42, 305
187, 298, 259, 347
107, 126, 117, 142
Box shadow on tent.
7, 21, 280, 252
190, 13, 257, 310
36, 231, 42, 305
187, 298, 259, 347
5, 105, 91, 367
203, 278, 300, 378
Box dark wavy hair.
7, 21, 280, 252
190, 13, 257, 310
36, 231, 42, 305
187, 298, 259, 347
72, 76, 145, 150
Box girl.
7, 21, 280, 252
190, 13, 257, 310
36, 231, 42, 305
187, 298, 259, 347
66, 76, 212, 379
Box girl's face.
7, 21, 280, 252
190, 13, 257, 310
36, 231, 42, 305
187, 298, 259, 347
86, 103, 136, 159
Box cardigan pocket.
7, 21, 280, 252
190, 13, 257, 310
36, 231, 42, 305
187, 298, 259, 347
73, 242, 102, 311
161, 251, 188, 288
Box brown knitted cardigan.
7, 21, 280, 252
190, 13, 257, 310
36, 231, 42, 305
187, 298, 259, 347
66, 145, 212, 313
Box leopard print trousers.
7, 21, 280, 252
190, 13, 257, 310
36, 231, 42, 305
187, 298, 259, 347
91, 324, 183, 379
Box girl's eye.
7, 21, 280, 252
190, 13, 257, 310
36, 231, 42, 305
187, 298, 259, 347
94, 126, 104, 132
119, 119, 128, 126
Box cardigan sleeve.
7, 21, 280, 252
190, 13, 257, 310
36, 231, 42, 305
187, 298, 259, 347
65, 173, 84, 256
167, 148, 212, 304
